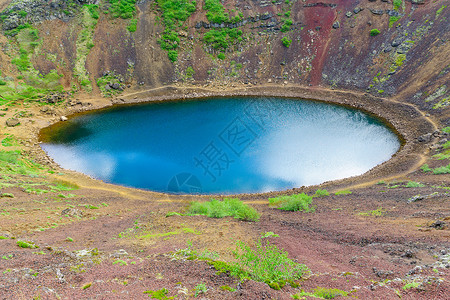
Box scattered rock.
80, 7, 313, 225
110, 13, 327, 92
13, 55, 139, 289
110, 249, 129, 258
407, 195, 425, 203
370, 9, 384, 15
428, 220, 447, 230
373, 267, 394, 278
6, 118, 20, 127
417, 133, 432, 143
391, 39, 403, 47
353, 7, 363, 14
407, 265, 422, 275
61, 208, 83, 218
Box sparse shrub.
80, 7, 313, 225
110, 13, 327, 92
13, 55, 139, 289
420, 164, 431, 172
108, 0, 137, 19
281, 36, 292, 48
358, 207, 385, 217
188, 198, 259, 221
313, 189, 329, 197
405, 181, 425, 188
127, 19, 138, 32
370, 29, 381, 36
185, 66, 195, 78
167, 50, 178, 62
82, 282, 92, 289
194, 283, 207, 297
144, 288, 175, 299
335, 190, 352, 195
217, 52, 226, 60
403, 281, 420, 290
233, 238, 309, 288
269, 193, 313, 212
313, 287, 349, 298
433, 163, 450, 174
17, 240, 38, 248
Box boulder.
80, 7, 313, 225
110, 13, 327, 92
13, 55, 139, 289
353, 7, 363, 14
6, 118, 20, 127
332, 21, 340, 29
61, 208, 83, 217
417, 133, 432, 143
370, 9, 384, 15
391, 39, 403, 47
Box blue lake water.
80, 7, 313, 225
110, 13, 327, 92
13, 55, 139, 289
40, 97, 401, 194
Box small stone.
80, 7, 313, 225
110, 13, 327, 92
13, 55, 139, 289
60, 116, 68, 121
332, 21, 340, 29
61, 208, 83, 218
6, 118, 20, 127
110, 249, 129, 258
345, 11, 352, 18
354, 7, 363, 14
391, 39, 403, 47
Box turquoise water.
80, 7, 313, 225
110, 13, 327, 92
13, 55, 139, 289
41, 97, 400, 194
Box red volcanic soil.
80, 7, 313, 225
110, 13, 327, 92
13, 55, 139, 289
302, 1, 340, 86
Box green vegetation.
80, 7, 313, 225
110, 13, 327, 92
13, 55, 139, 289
108, 0, 137, 19
420, 164, 431, 172
203, 28, 243, 51
173, 239, 308, 289
157, 0, 196, 28
0, 150, 44, 177
2, 134, 18, 147
185, 66, 195, 79
403, 281, 420, 290
389, 16, 401, 27
82, 282, 92, 290
220, 285, 236, 291
144, 288, 175, 299
127, 18, 137, 32
269, 193, 313, 212
370, 29, 381, 36
113, 259, 127, 266
405, 181, 425, 188
395, 54, 406, 66
313, 189, 329, 197
74, 4, 99, 92
292, 287, 349, 299
17, 240, 38, 249
194, 283, 207, 297
204, 0, 242, 23
188, 198, 260, 221
0, 24, 63, 104
393, 0, 403, 10
421, 163, 450, 174
281, 36, 292, 48
232, 238, 309, 289
96, 72, 124, 97
335, 190, 352, 195
432, 163, 450, 174
281, 18, 293, 32
436, 5, 446, 17
156, 0, 196, 61
358, 207, 385, 217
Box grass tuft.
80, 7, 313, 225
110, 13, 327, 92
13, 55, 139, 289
187, 198, 259, 221
269, 193, 313, 212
